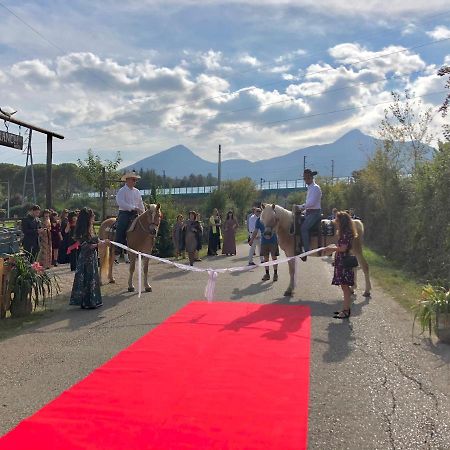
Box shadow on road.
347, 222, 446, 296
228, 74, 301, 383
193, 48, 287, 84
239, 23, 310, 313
220, 302, 308, 341
230, 282, 273, 299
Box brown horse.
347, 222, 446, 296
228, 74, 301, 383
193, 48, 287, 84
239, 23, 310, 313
98, 204, 162, 292
260, 204, 371, 297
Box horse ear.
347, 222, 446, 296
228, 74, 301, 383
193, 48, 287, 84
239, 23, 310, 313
272, 204, 276, 210
261, 203, 266, 209
156, 203, 161, 210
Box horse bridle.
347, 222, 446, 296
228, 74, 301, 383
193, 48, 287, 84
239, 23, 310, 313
137, 210, 161, 236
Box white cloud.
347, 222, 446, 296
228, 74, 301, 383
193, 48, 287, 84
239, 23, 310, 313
401, 23, 418, 36
123, 0, 450, 17
238, 54, 261, 67
329, 43, 426, 74
426, 25, 450, 40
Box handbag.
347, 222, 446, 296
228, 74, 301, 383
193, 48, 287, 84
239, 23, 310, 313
342, 254, 358, 269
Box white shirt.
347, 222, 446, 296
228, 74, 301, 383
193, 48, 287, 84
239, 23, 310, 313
116, 185, 145, 213
247, 213, 261, 237
300, 181, 322, 210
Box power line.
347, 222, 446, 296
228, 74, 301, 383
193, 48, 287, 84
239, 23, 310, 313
2, 0, 449, 127
59, 89, 447, 154
220, 9, 450, 77
62, 66, 434, 144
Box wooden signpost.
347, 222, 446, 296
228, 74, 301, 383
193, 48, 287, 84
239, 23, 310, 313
0, 113, 64, 208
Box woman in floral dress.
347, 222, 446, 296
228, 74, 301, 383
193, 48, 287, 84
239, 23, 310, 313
38, 209, 52, 270
324, 211, 357, 319
69, 208, 107, 309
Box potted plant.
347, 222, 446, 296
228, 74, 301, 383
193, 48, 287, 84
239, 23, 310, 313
6, 254, 60, 318
412, 284, 450, 344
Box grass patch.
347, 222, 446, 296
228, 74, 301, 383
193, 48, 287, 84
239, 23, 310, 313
363, 246, 421, 311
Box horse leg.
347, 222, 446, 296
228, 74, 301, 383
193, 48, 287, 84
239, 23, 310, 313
128, 253, 136, 292
356, 251, 371, 297
284, 259, 295, 297
143, 258, 152, 292
108, 243, 115, 284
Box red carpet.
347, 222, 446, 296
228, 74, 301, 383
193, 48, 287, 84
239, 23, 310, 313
0, 301, 311, 449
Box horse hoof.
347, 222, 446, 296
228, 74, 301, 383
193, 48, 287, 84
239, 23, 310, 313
128, 287, 135, 292
362, 291, 371, 297
284, 289, 293, 297
145, 287, 152, 292
109, 279, 116, 284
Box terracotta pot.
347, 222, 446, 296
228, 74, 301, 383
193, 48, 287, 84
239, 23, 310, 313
436, 312, 450, 344
9, 289, 33, 317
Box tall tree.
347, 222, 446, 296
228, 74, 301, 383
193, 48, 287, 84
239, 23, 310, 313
379, 90, 434, 173
222, 178, 257, 222
77, 150, 122, 192
437, 65, 450, 141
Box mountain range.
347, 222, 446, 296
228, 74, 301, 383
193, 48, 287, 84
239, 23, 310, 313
124, 129, 404, 181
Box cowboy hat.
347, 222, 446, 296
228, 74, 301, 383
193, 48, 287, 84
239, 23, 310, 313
303, 168, 318, 176
120, 170, 141, 181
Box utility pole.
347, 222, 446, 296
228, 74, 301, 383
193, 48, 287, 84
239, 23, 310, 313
101, 167, 107, 221
163, 170, 166, 191
46, 134, 53, 208
218, 144, 222, 190
7, 180, 9, 219
331, 159, 334, 184
303, 155, 306, 172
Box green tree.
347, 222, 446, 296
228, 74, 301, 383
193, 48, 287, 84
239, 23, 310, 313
437, 65, 450, 140
222, 178, 257, 223
77, 149, 122, 192
203, 189, 228, 219
379, 90, 434, 173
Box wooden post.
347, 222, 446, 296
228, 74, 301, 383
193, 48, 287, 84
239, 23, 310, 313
46, 134, 53, 208
101, 167, 107, 221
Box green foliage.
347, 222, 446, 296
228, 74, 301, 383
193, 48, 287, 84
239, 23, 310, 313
203, 189, 228, 218
77, 150, 122, 192
222, 178, 257, 222
153, 218, 174, 257
7, 254, 60, 317
412, 285, 450, 336
379, 90, 434, 173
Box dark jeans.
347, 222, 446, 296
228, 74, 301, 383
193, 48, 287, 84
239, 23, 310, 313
115, 210, 136, 254
301, 210, 322, 252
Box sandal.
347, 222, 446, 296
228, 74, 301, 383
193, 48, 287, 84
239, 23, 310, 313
333, 309, 351, 319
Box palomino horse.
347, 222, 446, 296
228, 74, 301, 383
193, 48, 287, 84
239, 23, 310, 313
98, 204, 162, 292
260, 204, 371, 297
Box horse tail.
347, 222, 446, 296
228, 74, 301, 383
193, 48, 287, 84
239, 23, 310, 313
352, 220, 364, 254
98, 221, 112, 282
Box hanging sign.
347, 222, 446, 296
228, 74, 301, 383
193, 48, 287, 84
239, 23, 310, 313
0, 130, 23, 150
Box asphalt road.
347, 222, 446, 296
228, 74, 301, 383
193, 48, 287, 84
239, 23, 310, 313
1, 244, 449, 449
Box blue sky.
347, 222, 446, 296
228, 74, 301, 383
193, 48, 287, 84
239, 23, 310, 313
0, 0, 449, 167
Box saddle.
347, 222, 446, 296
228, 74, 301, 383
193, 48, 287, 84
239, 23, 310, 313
293, 211, 336, 256
106, 215, 139, 236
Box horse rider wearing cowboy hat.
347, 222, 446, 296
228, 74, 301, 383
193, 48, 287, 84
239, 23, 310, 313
294, 168, 322, 260
115, 170, 145, 261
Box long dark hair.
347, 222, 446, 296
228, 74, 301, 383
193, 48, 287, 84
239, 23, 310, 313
74, 208, 95, 241
336, 211, 357, 239
226, 210, 234, 220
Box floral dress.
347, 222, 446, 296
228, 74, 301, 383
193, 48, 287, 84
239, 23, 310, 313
69, 236, 102, 308
332, 232, 355, 287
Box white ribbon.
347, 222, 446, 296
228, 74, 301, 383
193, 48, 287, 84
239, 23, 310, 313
294, 255, 300, 289
138, 253, 142, 298
204, 270, 219, 303
108, 241, 326, 301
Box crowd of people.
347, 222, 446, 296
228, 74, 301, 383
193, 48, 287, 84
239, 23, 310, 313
21, 204, 80, 271
171, 207, 239, 266
16, 168, 361, 318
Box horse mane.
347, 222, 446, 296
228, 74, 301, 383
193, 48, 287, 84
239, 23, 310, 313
273, 204, 293, 229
